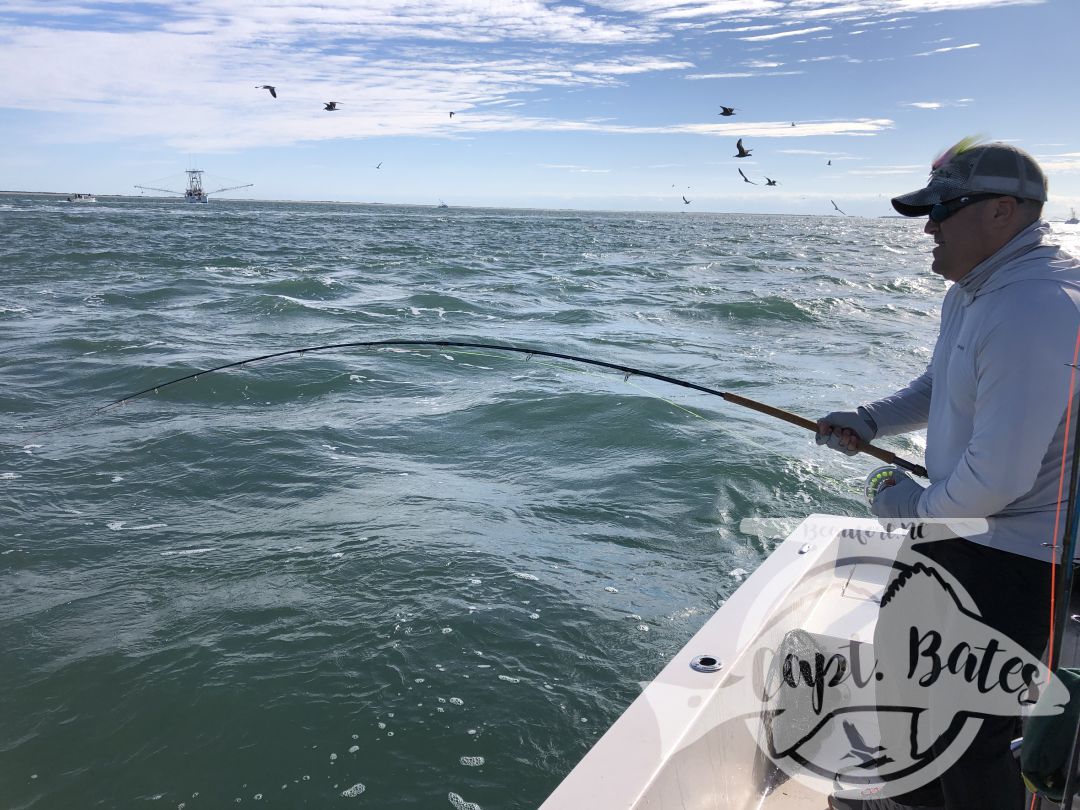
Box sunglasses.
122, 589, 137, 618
928, 193, 1020, 223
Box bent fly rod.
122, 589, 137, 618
99, 339, 928, 478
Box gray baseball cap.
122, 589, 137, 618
891, 141, 1048, 217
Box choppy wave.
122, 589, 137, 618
8, 198, 1075, 808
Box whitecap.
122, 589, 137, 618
341, 783, 365, 797
448, 792, 481, 810
512, 572, 538, 581
460, 756, 485, 767
160, 548, 214, 557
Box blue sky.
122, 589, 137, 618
1, 0, 1076, 216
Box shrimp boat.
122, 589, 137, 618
134, 169, 252, 203
540, 512, 1079, 809
1067, 209, 1078, 225
65, 193, 96, 202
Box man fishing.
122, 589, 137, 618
817, 139, 1080, 809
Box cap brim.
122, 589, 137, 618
890, 186, 941, 217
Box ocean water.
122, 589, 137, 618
2, 195, 1078, 809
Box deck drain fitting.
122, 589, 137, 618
690, 655, 723, 673
798, 543, 814, 555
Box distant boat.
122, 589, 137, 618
65, 193, 96, 202
437, 199, 449, 209
134, 169, 252, 203
1067, 208, 1078, 225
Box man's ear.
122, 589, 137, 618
989, 196, 1019, 234
988, 195, 1020, 227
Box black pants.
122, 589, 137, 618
891, 537, 1053, 810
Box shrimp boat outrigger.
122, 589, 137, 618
134, 169, 252, 203
540, 510, 1080, 809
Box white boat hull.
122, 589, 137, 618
540, 513, 1069, 809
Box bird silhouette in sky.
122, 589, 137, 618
449, 111, 455, 118
738, 168, 757, 185
718, 106, 736, 117
682, 196, 691, 205
765, 177, 778, 186
324, 101, 340, 111
827, 159, 832, 166
734, 138, 752, 158
256, 85, 277, 98
376, 162, 382, 169
831, 199, 847, 215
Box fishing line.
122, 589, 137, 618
431, 345, 708, 421
93, 339, 927, 477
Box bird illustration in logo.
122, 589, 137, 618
840, 721, 894, 769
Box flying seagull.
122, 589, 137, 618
256, 85, 277, 98
682, 196, 691, 205
738, 168, 757, 185
831, 199, 847, 215
765, 177, 778, 186
718, 106, 736, 117
734, 138, 752, 158
827, 159, 832, 166
449, 111, 455, 118
324, 101, 340, 111
375, 162, 382, 169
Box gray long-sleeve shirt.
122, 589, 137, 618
862, 222, 1080, 562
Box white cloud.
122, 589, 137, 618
1040, 156, 1080, 174
573, 58, 695, 74
740, 25, 831, 41
913, 42, 980, 56
686, 70, 805, 79
901, 98, 972, 109
0, 0, 1046, 154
